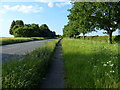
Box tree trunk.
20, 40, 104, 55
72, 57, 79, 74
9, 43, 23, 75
108, 30, 113, 44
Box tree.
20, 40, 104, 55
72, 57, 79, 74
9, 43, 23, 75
92, 2, 120, 44
64, 2, 120, 43
39, 24, 51, 37
9, 20, 15, 35
9, 20, 56, 38
9, 20, 24, 36
15, 20, 24, 26
63, 2, 94, 39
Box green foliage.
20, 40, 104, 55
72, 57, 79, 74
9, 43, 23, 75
9, 20, 24, 35
9, 20, 15, 35
9, 20, 56, 38
39, 24, 56, 38
92, 2, 120, 43
15, 20, 24, 26
2, 39, 59, 88
62, 38, 118, 88
63, 2, 120, 43
63, 2, 94, 38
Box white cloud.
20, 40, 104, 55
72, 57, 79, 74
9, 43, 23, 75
2, 5, 43, 13
48, 2, 54, 7
0, 10, 6, 14
36, 0, 70, 7
36, 0, 69, 2
55, 1, 71, 7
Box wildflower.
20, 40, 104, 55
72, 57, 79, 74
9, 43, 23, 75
110, 64, 114, 67
103, 64, 107, 66
110, 70, 115, 73
110, 71, 112, 73
108, 61, 111, 63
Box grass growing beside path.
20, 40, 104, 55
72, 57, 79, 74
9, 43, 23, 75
62, 38, 118, 88
2, 39, 59, 88
0, 37, 45, 45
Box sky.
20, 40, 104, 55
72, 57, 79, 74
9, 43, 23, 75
0, 0, 119, 37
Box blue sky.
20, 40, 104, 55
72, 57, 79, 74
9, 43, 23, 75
0, 0, 119, 37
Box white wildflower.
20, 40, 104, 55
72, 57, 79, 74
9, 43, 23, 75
110, 64, 114, 67
103, 64, 107, 66
110, 70, 115, 73
110, 71, 112, 73
108, 61, 111, 63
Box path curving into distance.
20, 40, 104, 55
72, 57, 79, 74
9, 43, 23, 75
1, 39, 55, 63
40, 40, 64, 88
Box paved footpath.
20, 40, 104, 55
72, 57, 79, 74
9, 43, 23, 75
40, 40, 64, 88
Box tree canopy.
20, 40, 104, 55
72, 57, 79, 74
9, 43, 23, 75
63, 2, 120, 43
9, 20, 56, 38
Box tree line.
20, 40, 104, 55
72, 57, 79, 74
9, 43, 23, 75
63, 2, 120, 44
9, 20, 56, 38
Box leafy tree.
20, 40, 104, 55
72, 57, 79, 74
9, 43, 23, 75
64, 2, 94, 39
9, 20, 24, 36
63, 22, 79, 38
39, 24, 51, 37
64, 1, 120, 43
15, 20, 24, 26
9, 20, 15, 35
9, 20, 56, 38
92, 2, 120, 44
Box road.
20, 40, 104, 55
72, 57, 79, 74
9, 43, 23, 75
0, 39, 55, 63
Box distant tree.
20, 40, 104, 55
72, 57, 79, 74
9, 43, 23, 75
9, 20, 16, 35
15, 20, 24, 26
9, 20, 56, 38
9, 20, 24, 36
31, 24, 40, 37
39, 24, 51, 37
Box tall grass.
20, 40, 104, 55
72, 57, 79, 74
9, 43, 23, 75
62, 38, 118, 88
2, 39, 59, 88
78, 35, 120, 43
0, 37, 45, 45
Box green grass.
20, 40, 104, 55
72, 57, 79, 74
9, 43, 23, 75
0, 37, 45, 45
79, 35, 120, 43
62, 38, 118, 88
2, 39, 59, 88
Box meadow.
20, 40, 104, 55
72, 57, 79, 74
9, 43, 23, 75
2, 39, 59, 88
62, 38, 119, 88
0, 37, 45, 45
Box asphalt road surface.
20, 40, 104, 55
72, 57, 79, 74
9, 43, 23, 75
1, 39, 55, 63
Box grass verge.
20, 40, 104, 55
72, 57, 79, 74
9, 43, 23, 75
2, 39, 59, 88
0, 37, 45, 45
62, 38, 118, 88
